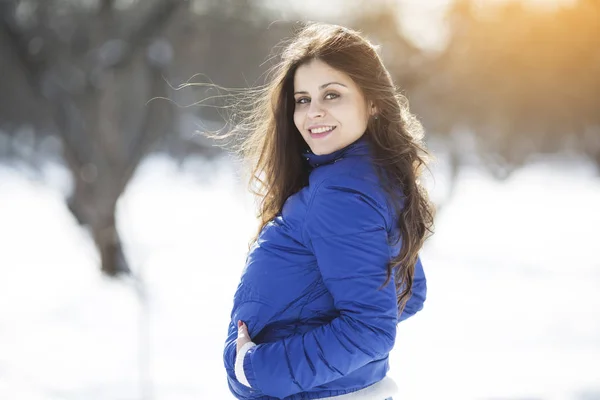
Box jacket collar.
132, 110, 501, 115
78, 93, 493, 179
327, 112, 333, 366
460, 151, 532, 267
302, 135, 370, 168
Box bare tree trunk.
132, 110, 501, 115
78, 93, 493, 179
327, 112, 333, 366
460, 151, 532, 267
69, 168, 131, 275
91, 206, 129, 276
1, 0, 188, 277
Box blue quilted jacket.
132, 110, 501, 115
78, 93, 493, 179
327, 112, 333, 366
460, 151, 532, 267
223, 136, 427, 399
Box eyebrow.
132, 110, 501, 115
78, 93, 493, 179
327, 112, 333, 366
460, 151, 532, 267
293, 82, 347, 95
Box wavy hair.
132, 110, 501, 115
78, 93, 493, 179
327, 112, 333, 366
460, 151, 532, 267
233, 22, 434, 312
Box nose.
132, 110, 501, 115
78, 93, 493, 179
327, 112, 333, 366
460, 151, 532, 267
307, 100, 325, 119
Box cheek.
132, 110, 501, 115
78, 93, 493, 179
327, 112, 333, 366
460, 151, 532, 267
335, 101, 367, 127
349, 101, 369, 128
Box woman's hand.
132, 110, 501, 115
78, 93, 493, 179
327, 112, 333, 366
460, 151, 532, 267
236, 320, 251, 354
234, 320, 256, 388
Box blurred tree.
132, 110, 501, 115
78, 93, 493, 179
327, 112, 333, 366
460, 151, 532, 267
0, 0, 189, 276
426, 0, 600, 178
0, 0, 292, 276
0, 0, 598, 276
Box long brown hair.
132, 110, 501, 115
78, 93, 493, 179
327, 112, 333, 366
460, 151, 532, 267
233, 22, 434, 313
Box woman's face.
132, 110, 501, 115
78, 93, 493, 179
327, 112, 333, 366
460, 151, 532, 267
293, 59, 373, 155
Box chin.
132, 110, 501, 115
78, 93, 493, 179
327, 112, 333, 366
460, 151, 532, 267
309, 144, 334, 156
307, 139, 336, 156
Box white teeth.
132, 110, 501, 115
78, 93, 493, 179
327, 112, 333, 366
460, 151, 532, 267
310, 126, 334, 134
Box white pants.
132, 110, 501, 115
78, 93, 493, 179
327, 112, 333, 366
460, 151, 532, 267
319, 376, 397, 400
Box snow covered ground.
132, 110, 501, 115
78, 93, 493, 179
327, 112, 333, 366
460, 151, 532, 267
1, 154, 599, 400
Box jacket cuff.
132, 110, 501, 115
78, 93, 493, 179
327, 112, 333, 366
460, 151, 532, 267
243, 344, 259, 389
234, 341, 256, 387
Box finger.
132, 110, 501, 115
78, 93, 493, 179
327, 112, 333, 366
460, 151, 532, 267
237, 321, 247, 337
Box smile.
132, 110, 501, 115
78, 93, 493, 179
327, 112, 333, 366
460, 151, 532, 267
309, 126, 336, 134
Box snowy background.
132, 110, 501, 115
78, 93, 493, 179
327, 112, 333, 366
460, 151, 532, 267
1, 0, 598, 398
1, 150, 599, 400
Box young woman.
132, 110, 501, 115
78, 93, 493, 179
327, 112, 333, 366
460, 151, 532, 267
222, 22, 434, 400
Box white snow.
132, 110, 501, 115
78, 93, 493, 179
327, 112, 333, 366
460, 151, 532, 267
0, 155, 598, 400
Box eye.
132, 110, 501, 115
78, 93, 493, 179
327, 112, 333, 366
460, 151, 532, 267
295, 97, 310, 104
325, 92, 339, 100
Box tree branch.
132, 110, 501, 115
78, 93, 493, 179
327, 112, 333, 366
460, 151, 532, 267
0, 5, 83, 172
100, 0, 116, 14
0, 4, 43, 97
118, 70, 174, 194
127, 0, 188, 53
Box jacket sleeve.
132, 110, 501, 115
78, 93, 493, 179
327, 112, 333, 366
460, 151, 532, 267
399, 256, 427, 322
223, 320, 237, 375
240, 176, 399, 399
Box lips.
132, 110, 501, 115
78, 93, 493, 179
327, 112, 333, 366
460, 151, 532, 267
308, 126, 336, 140
309, 125, 336, 134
